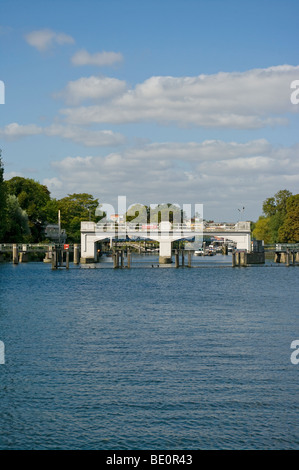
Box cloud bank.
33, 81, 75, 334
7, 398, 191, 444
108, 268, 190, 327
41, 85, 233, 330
59, 65, 299, 129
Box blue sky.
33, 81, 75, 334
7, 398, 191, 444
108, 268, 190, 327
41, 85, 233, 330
1, 0, 299, 221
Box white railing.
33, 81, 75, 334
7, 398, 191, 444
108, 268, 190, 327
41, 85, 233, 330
81, 221, 251, 233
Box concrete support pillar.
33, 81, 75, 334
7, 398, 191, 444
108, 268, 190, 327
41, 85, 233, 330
286, 250, 290, 267
13, 244, 18, 265
159, 240, 172, 264
188, 251, 192, 268
120, 250, 124, 268
74, 244, 80, 264
232, 251, 236, 267
240, 251, 247, 266
181, 250, 185, 267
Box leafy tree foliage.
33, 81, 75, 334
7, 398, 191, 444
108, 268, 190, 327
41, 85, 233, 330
57, 193, 100, 242
4, 195, 30, 242
278, 194, 299, 243
252, 216, 272, 244
5, 177, 51, 242
253, 189, 295, 244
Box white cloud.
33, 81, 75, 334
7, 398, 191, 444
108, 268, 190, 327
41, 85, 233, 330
45, 124, 126, 147
60, 65, 299, 129
48, 139, 299, 221
25, 28, 75, 51
55, 76, 127, 105
71, 49, 123, 67
0, 123, 42, 140
0, 122, 126, 147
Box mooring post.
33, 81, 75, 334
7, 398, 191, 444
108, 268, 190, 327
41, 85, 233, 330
127, 249, 131, 268
181, 250, 185, 267
73, 244, 80, 265
66, 251, 69, 269
52, 248, 57, 270
286, 250, 290, 267
120, 250, 124, 268
113, 252, 118, 268
188, 251, 192, 268
13, 244, 18, 265
175, 250, 179, 268
232, 250, 236, 267
292, 251, 296, 266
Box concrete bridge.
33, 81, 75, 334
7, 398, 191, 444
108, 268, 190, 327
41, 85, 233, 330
80, 220, 251, 264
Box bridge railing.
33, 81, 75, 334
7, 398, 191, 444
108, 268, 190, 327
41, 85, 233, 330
82, 221, 251, 234
93, 222, 204, 234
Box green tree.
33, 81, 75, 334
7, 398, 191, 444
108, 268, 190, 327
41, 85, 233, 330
252, 216, 273, 244
0, 150, 7, 240
278, 194, 299, 243
5, 177, 51, 242
4, 195, 30, 242
57, 193, 100, 242
257, 189, 293, 243
263, 189, 292, 218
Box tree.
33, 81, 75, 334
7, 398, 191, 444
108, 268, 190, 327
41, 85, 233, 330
278, 195, 299, 243
57, 193, 100, 242
258, 189, 293, 243
0, 150, 7, 240
263, 190, 292, 218
5, 177, 51, 242
4, 195, 30, 242
252, 216, 273, 244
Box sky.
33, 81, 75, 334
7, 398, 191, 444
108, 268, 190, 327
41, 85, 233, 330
1, 0, 299, 222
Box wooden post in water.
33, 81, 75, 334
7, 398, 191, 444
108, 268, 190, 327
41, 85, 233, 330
175, 250, 179, 268
66, 251, 69, 269
52, 248, 58, 270
120, 250, 124, 268
73, 244, 80, 265
188, 251, 192, 268
113, 252, 118, 268
12, 244, 18, 265
127, 249, 131, 268
232, 251, 236, 267
286, 250, 290, 267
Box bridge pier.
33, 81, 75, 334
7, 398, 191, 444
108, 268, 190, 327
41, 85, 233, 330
159, 240, 172, 264
13, 244, 18, 265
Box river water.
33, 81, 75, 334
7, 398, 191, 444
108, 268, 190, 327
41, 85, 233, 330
0, 255, 298, 449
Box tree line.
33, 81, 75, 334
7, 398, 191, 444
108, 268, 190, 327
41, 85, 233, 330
252, 189, 299, 244
0, 150, 298, 244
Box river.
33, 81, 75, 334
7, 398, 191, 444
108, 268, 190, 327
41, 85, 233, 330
0, 255, 298, 449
